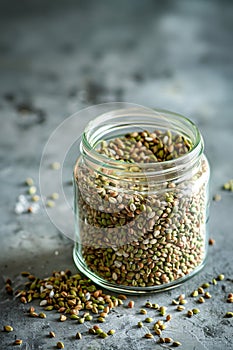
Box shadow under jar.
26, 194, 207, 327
73, 107, 210, 294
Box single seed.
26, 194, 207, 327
39, 312, 46, 318
198, 297, 205, 303
108, 301, 114, 309
179, 299, 187, 305
108, 329, 116, 335
5, 284, 13, 295
222, 177, 233, 191
159, 306, 167, 315
85, 314, 93, 321
173, 341, 182, 347
59, 315, 67, 322
58, 307, 66, 313
75, 332, 82, 339
29, 312, 38, 317
145, 301, 152, 308
78, 317, 85, 324
109, 197, 117, 204
145, 317, 153, 323
138, 321, 143, 328
130, 203, 136, 212
144, 333, 154, 339
20, 296, 27, 304
45, 305, 53, 311
57, 341, 65, 349
28, 186, 37, 195
45, 305, 54, 311
164, 337, 173, 343
204, 292, 212, 299
178, 294, 185, 301
151, 303, 159, 309
46, 200, 55, 208
88, 328, 96, 334
128, 300, 134, 308
217, 274, 225, 281
166, 314, 172, 321
155, 328, 162, 336
160, 324, 167, 330
28, 274, 36, 280
70, 314, 79, 320
159, 337, 165, 343
93, 325, 100, 331
92, 306, 98, 314
140, 309, 147, 315
176, 305, 185, 311
32, 194, 40, 202
39, 299, 47, 307
51, 192, 59, 200
27, 294, 32, 302
172, 299, 179, 305
212, 278, 217, 285
104, 306, 110, 313
21, 271, 30, 277
208, 238, 215, 246
198, 287, 204, 294
51, 162, 61, 170
49, 331, 56, 338
118, 294, 127, 300
192, 308, 200, 314
191, 290, 199, 297
25, 177, 34, 186
4, 325, 13, 332
225, 312, 233, 318
99, 332, 108, 338
213, 194, 221, 202
97, 316, 105, 323
187, 310, 193, 317
14, 339, 23, 345
95, 329, 103, 335
202, 283, 210, 289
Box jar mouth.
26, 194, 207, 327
80, 107, 203, 182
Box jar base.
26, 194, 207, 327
73, 247, 207, 295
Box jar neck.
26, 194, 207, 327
79, 107, 204, 184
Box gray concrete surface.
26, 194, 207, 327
0, 0, 233, 349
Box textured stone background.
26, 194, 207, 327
0, 0, 233, 349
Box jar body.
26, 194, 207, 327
73, 108, 210, 293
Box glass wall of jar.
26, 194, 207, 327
73, 106, 210, 293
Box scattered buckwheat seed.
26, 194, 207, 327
208, 238, 215, 246
51, 162, 61, 170
128, 300, 134, 308
4, 325, 13, 332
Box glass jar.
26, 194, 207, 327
73, 105, 210, 294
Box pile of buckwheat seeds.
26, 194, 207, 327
75, 129, 209, 288
3, 270, 233, 348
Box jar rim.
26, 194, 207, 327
80, 107, 203, 181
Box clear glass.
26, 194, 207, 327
73, 106, 210, 294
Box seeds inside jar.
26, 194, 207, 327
74, 128, 208, 289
